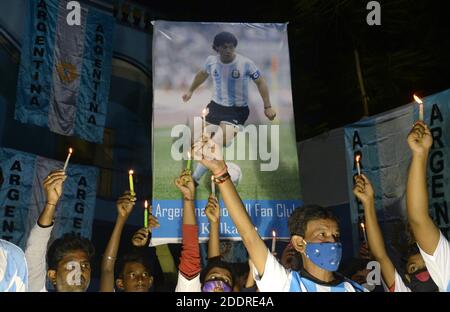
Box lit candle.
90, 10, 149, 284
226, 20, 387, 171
63, 148, 73, 172
211, 175, 216, 195
128, 170, 135, 195
201, 108, 208, 136
355, 154, 361, 176
271, 230, 277, 253
144, 200, 149, 229
413, 94, 424, 121
186, 151, 192, 172
360, 222, 368, 246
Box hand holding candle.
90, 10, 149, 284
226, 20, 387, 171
128, 170, 135, 196
271, 230, 277, 253
413, 94, 424, 121
63, 148, 73, 172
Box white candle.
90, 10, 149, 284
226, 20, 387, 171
201, 108, 208, 136
271, 230, 277, 253
355, 154, 361, 176
63, 148, 73, 172
413, 94, 424, 121
360, 222, 368, 246
211, 175, 215, 195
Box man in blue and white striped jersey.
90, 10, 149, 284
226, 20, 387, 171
182, 31, 277, 185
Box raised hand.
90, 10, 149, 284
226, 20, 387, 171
352, 174, 374, 206
182, 91, 193, 103
116, 191, 136, 220
175, 169, 195, 200
43, 170, 67, 205
131, 227, 150, 247
205, 194, 220, 224
192, 136, 226, 175
264, 107, 276, 121
407, 121, 433, 157
147, 205, 160, 232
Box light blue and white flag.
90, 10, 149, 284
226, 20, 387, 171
0, 147, 98, 249
15, 0, 114, 143
344, 89, 450, 252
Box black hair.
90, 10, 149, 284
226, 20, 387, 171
116, 248, 153, 278
406, 243, 420, 259
213, 32, 238, 51
46, 233, 95, 270
200, 257, 235, 287
288, 205, 339, 237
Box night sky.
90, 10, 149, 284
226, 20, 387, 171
133, 0, 450, 141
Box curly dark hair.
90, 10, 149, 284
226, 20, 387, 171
213, 32, 238, 51
288, 205, 339, 237
116, 248, 153, 278
46, 233, 95, 270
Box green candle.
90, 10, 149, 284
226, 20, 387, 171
186, 151, 192, 171
144, 200, 149, 228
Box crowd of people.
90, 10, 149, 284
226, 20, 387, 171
0, 120, 448, 292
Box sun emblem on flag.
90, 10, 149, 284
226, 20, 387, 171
56, 62, 79, 84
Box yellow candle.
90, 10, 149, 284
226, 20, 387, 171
128, 170, 135, 195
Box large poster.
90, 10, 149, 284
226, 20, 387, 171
152, 21, 302, 244
0, 147, 98, 249
15, 0, 114, 143
344, 89, 450, 259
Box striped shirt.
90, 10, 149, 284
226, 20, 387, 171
253, 250, 367, 292
0, 239, 28, 292
204, 54, 260, 107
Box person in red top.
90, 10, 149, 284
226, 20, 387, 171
174, 169, 234, 292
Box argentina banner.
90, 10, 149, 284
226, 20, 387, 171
151, 21, 302, 245
344, 89, 450, 257
0, 147, 98, 249
15, 0, 114, 143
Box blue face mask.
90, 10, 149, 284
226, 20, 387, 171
304, 242, 342, 272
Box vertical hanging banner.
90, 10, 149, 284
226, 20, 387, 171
0, 147, 98, 249
344, 89, 450, 256
152, 21, 302, 245
15, 0, 114, 143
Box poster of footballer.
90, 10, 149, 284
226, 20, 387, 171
151, 21, 302, 244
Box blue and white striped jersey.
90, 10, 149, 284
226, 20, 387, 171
0, 239, 28, 292
253, 250, 367, 292
204, 54, 260, 107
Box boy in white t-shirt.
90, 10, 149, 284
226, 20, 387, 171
406, 121, 450, 292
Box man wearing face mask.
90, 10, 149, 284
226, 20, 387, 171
192, 139, 365, 292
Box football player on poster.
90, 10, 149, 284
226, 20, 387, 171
182, 31, 277, 186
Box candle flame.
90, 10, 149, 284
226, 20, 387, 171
68, 148, 73, 154
202, 108, 208, 117
272, 230, 276, 237
187, 151, 191, 159
144, 200, 148, 208
355, 154, 361, 162
129, 170, 134, 175
413, 94, 423, 104
360, 222, 365, 229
